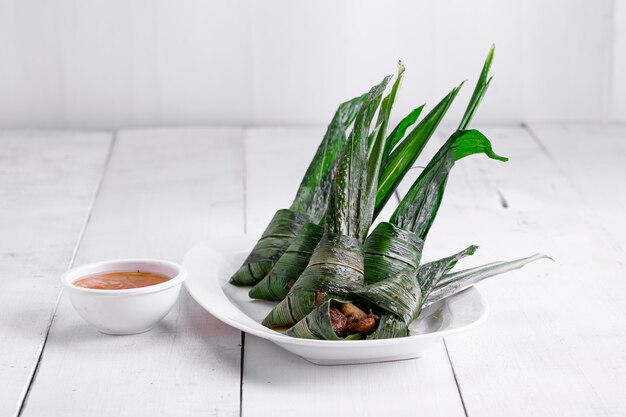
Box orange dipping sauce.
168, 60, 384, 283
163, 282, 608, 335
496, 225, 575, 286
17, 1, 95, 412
73, 271, 170, 290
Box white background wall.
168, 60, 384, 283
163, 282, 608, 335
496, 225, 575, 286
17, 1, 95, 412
612, 0, 626, 121
0, 0, 623, 129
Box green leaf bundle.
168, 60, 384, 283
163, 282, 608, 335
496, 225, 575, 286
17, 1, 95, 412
263, 76, 392, 327
229, 93, 368, 286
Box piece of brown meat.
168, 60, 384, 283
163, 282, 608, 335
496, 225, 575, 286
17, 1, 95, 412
340, 303, 368, 323
346, 309, 380, 335
329, 307, 348, 337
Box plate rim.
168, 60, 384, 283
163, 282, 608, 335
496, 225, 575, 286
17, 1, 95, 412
183, 237, 490, 348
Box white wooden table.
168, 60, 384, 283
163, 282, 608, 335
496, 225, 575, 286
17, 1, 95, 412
1, 124, 625, 417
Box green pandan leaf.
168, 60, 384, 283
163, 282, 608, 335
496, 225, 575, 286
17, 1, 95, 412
391, 129, 507, 240
366, 315, 409, 339
381, 106, 424, 169
326, 75, 392, 240
285, 300, 344, 340
428, 253, 552, 305
459, 44, 495, 131
290, 92, 369, 221
374, 83, 462, 218
354, 246, 476, 324
365, 63, 405, 231
369, 61, 405, 156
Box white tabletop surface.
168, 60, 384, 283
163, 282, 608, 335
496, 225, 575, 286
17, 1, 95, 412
1, 123, 625, 417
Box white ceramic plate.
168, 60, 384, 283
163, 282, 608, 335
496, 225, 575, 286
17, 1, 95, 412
183, 236, 489, 365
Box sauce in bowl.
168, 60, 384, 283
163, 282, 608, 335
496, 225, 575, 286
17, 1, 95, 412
73, 271, 170, 290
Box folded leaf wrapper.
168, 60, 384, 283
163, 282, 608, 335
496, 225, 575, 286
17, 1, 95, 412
354, 246, 476, 324
363, 222, 424, 284
229, 209, 311, 286
366, 315, 409, 340
229, 93, 368, 286
262, 232, 365, 328
246, 68, 457, 297
285, 300, 362, 341
249, 222, 324, 300
263, 76, 392, 325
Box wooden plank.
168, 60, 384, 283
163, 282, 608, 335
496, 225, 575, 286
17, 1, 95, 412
21, 128, 245, 417
528, 123, 626, 249
411, 125, 626, 416
0, 131, 111, 417
241, 127, 466, 417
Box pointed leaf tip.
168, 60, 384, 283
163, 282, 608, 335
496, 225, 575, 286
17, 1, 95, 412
489, 151, 508, 162
397, 60, 405, 74
534, 253, 554, 262
467, 245, 479, 255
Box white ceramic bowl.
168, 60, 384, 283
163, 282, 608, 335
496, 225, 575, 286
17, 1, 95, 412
184, 236, 489, 365
62, 259, 186, 335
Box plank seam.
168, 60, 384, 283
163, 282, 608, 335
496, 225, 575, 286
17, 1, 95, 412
521, 123, 555, 163
239, 332, 246, 417
399, 175, 469, 416
443, 339, 469, 417
15, 132, 117, 417
240, 131, 248, 417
